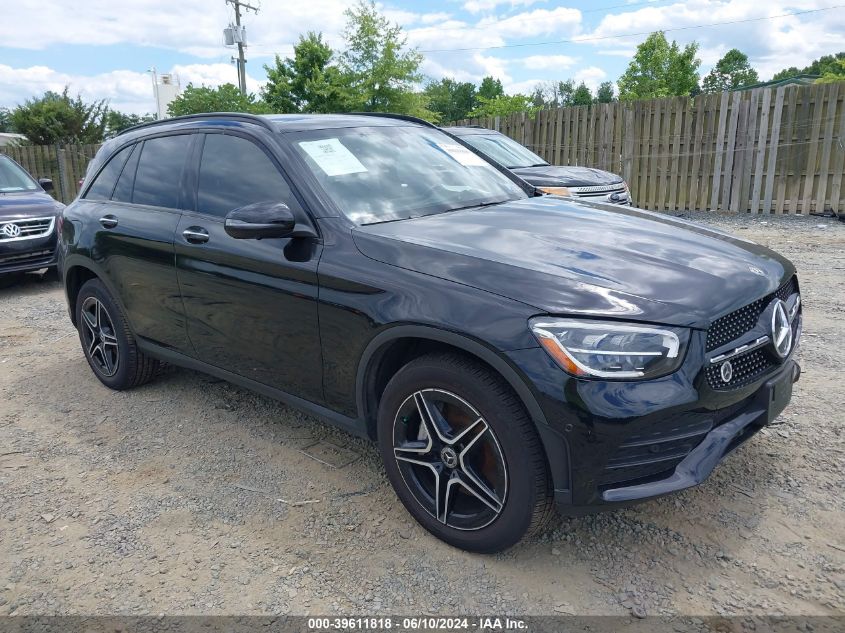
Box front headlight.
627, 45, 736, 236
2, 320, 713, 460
537, 186, 571, 196
529, 318, 689, 379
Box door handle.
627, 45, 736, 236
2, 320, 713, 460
99, 215, 118, 229
182, 227, 209, 244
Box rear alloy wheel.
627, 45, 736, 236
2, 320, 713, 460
378, 353, 553, 552
75, 278, 160, 390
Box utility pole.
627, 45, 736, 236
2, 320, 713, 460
224, 0, 259, 94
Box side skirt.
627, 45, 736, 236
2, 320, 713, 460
136, 339, 370, 440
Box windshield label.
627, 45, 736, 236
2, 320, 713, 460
435, 142, 488, 167
298, 138, 368, 177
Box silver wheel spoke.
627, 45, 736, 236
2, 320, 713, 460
101, 331, 118, 347
456, 470, 503, 514
413, 391, 450, 444
439, 474, 460, 524
100, 345, 114, 375
452, 417, 488, 449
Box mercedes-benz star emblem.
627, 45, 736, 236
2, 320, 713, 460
720, 361, 733, 383
1, 223, 22, 238
440, 446, 458, 469
770, 299, 792, 359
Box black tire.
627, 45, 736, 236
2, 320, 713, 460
377, 352, 554, 553
75, 278, 160, 390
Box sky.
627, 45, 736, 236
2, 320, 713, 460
1, 0, 843, 114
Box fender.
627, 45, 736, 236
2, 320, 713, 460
61, 255, 132, 329
355, 324, 571, 497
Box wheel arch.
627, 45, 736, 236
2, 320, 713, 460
356, 325, 571, 497
63, 258, 125, 328
355, 325, 546, 428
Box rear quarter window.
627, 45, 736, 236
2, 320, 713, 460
83, 144, 133, 201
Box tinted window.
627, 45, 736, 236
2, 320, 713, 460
0, 156, 39, 192
461, 133, 548, 169
132, 135, 192, 208
197, 134, 292, 217
84, 145, 132, 200
112, 143, 140, 203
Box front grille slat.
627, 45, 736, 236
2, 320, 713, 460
706, 348, 773, 390
0, 217, 55, 241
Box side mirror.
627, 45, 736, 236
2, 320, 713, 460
39, 178, 54, 192
224, 202, 296, 240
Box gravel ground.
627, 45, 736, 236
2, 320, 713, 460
0, 212, 843, 618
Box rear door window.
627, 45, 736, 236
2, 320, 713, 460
197, 133, 293, 217
84, 144, 133, 200
132, 135, 192, 209
112, 143, 140, 203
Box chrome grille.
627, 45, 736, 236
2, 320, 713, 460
569, 183, 627, 199
0, 217, 55, 242
706, 276, 798, 352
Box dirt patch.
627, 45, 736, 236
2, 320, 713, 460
0, 213, 843, 617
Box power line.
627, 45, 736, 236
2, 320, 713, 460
419, 5, 845, 53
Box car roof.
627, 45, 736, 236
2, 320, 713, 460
116, 112, 430, 143
445, 126, 500, 137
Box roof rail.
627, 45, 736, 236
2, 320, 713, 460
348, 112, 439, 130
117, 112, 276, 137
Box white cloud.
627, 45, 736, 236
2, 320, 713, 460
520, 55, 578, 70
478, 7, 581, 39
463, 0, 547, 14
574, 66, 607, 92
578, 0, 845, 80
0, 62, 262, 114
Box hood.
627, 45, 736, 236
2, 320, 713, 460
352, 197, 794, 328
511, 165, 623, 188
0, 190, 62, 222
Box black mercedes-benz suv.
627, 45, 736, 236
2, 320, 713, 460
59, 113, 801, 553
1, 154, 63, 276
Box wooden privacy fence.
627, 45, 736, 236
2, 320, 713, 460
456, 82, 845, 215
0, 144, 100, 204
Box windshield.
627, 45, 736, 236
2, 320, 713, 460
289, 125, 527, 225
460, 133, 548, 169
0, 156, 40, 192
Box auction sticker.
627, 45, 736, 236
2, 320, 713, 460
299, 138, 368, 176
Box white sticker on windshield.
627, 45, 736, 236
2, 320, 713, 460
436, 142, 488, 167
298, 138, 368, 176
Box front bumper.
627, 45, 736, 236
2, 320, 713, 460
507, 332, 801, 513
0, 227, 58, 274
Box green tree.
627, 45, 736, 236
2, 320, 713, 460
477, 76, 505, 101
468, 94, 538, 118
530, 80, 577, 108
9, 88, 108, 145
262, 32, 353, 113
572, 82, 593, 106
423, 78, 477, 122
0, 107, 11, 132
596, 81, 615, 103
167, 83, 270, 117
773, 52, 845, 81
817, 59, 845, 83
105, 110, 155, 137
617, 32, 701, 100
702, 48, 759, 92
340, 1, 425, 115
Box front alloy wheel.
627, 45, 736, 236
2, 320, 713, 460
378, 353, 554, 553
393, 389, 508, 530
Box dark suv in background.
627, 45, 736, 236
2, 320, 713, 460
0, 154, 62, 276
60, 113, 801, 552
446, 126, 632, 205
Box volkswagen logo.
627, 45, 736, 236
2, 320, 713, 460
1, 223, 22, 238
770, 299, 792, 359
